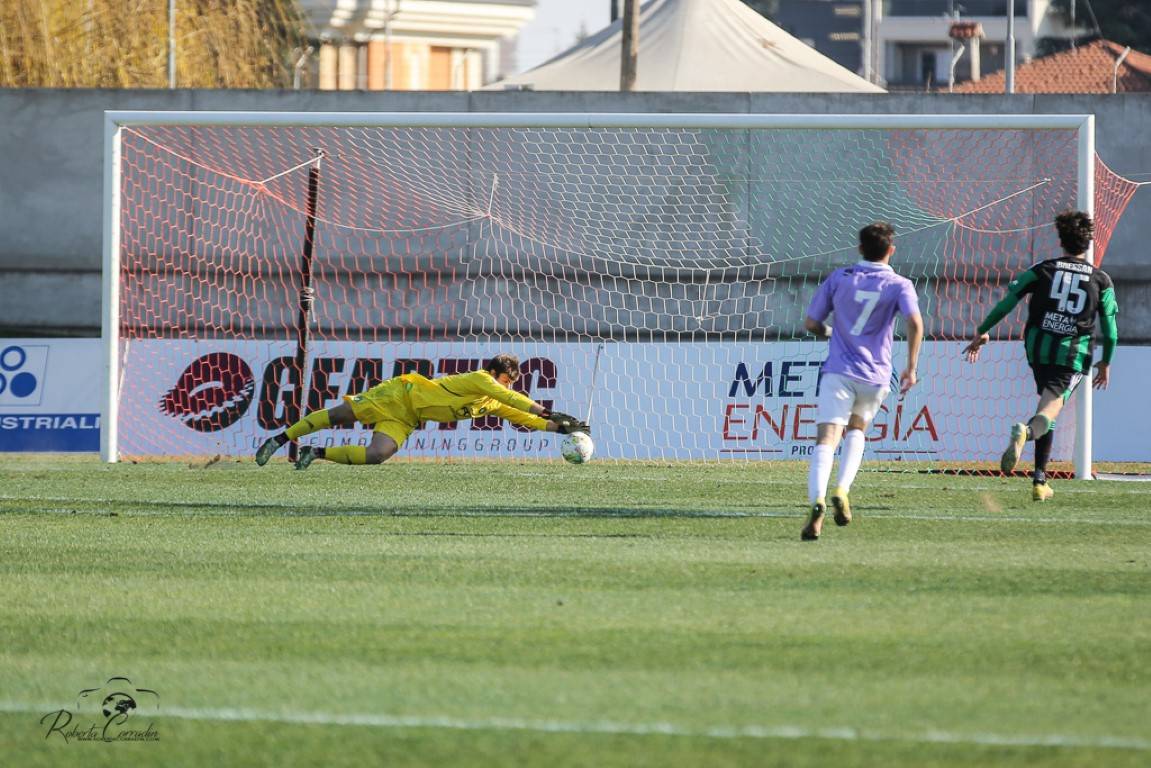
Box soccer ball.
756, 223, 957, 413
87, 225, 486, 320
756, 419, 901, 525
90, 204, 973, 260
560, 431, 594, 464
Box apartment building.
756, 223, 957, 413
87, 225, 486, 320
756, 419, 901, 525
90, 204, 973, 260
875, 0, 1075, 88
773, 0, 866, 75
775, 0, 1078, 88
299, 0, 535, 91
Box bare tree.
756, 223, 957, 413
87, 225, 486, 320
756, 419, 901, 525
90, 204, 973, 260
0, 0, 308, 88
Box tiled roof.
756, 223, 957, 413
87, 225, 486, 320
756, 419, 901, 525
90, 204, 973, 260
948, 39, 1151, 94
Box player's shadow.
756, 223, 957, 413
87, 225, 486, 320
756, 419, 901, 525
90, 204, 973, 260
77, 499, 801, 519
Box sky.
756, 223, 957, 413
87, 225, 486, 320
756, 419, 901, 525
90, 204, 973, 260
515, 0, 613, 74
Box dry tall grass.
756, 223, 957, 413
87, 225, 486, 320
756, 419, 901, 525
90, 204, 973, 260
0, 0, 308, 88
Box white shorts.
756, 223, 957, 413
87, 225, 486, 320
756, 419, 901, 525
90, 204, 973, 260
817, 373, 890, 426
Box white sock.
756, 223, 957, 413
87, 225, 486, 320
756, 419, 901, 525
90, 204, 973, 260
808, 444, 835, 504
836, 429, 866, 492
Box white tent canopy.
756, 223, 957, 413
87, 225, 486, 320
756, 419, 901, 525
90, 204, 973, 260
490, 0, 883, 93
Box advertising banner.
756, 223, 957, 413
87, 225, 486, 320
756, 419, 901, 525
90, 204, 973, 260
6, 339, 1145, 463
117, 339, 1076, 462
119, 341, 585, 459
0, 340, 102, 452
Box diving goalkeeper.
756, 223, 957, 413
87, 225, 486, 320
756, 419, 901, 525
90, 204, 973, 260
255, 353, 589, 469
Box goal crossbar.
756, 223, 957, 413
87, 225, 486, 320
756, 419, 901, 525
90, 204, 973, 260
104, 111, 1092, 131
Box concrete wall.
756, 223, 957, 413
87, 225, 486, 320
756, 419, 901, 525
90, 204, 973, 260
0, 88, 1148, 339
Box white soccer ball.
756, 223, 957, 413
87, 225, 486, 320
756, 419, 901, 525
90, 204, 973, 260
560, 431, 594, 464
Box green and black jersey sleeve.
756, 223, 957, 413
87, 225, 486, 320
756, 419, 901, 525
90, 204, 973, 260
1097, 273, 1120, 366
977, 258, 1119, 373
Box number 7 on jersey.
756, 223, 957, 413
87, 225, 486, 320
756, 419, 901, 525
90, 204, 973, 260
850, 290, 881, 335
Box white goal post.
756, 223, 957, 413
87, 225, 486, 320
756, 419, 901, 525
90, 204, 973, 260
102, 111, 1097, 476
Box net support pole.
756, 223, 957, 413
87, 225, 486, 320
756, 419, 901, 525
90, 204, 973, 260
288, 151, 323, 462
101, 116, 123, 463
1006, 0, 1016, 94
1073, 115, 1095, 480
620, 0, 639, 91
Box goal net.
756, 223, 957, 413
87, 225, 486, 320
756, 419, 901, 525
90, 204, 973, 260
103, 113, 1134, 472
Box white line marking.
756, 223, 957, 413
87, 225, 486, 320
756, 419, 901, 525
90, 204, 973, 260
494, 470, 1138, 494
1094, 473, 1151, 483
1, 701, 1146, 751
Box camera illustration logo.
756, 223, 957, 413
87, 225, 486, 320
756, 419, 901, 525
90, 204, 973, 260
41, 676, 161, 743
76, 677, 160, 719
159, 352, 255, 432
0, 344, 48, 406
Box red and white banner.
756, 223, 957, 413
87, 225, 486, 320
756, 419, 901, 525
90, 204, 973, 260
118, 341, 586, 459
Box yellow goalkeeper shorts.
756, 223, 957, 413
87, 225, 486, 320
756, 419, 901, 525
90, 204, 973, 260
343, 379, 419, 447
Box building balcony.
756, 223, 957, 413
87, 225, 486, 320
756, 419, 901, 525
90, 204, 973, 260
883, 0, 1027, 16
877, 16, 1039, 45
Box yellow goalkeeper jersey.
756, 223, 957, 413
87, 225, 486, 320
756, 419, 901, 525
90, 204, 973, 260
365, 370, 548, 430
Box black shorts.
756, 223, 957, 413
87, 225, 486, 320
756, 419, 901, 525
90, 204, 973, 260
1031, 364, 1085, 402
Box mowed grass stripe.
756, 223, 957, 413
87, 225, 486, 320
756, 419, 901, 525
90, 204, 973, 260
1, 611, 1145, 682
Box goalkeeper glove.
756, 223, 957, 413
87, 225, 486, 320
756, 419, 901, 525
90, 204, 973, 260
540, 408, 590, 434
539, 407, 565, 420
548, 412, 591, 435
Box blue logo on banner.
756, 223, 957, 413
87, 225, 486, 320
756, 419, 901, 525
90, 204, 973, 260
0, 413, 101, 452
0, 345, 49, 406
0, 344, 98, 452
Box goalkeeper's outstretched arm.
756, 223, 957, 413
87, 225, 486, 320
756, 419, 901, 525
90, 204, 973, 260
457, 361, 590, 432
455, 370, 541, 413
454, 369, 586, 424
491, 404, 590, 434
490, 404, 550, 431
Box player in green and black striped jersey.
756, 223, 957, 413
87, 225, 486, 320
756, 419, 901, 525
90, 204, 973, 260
963, 211, 1119, 501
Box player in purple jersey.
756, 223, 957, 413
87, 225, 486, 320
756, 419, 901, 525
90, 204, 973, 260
800, 222, 924, 541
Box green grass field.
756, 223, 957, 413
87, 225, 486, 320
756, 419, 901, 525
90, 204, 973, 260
0, 456, 1148, 767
